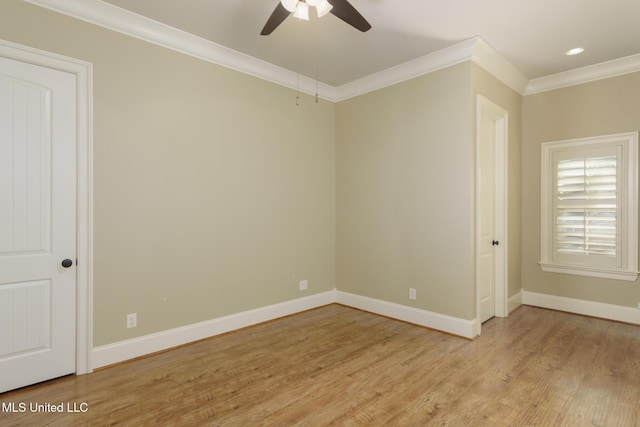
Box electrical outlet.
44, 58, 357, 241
126, 313, 137, 328
409, 288, 416, 300
299, 280, 308, 291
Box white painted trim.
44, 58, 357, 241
22, 0, 640, 99
540, 132, 639, 281
22, 0, 337, 101
0, 39, 94, 374
334, 38, 478, 101
522, 291, 640, 325
508, 290, 522, 313
92, 290, 336, 369
93, 288, 480, 368
526, 53, 640, 95
22, 1, 523, 100
335, 291, 478, 339
336, 38, 528, 101
539, 262, 639, 282
471, 38, 529, 95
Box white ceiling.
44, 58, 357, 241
99, 0, 640, 87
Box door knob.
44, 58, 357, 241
61, 259, 73, 268
492, 240, 500, 246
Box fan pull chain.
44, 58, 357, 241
296, 20, 301, 106
314, 60, 319, 103
296, 73, 300, 106
314, 16, 319, 103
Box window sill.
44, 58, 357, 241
539, 262, 639, 282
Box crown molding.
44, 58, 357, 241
471, 38, 529, 95
23, 0, 337, 101
24, 0, 520, 101
22, 1, 518, 101
334, 38, 479, 101
335, 37, 529, 101
525, 53, 640, 95
24, 0, 638, 101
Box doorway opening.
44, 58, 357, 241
475, 94, 508, 335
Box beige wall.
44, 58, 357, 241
471, 63, 522, 301
10, 0, 631, 348
336, 63, 476, 320
522, 72, 640, 306
0, 1, 336, 346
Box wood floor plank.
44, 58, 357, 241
1, 304, 638, 426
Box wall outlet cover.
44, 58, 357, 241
126, 313, 137, 328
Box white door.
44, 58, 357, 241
0, 56, 77, 393
476, 95, 507, 325
479, 113, 497, 322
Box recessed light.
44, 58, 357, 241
566, 47, 585, 56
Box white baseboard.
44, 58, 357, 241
335, 291, 477, 339
92, 289, 480, 369
522, 291, 640, 325
92, 290, 336, 369
508, 290, 523, 313
92, 288, 640, 370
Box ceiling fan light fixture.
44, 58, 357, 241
281, 0, 298, 13
316, 0, 333, 18
263, 0, 370, 35
293, 1, 309, 20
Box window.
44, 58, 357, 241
540, 132, 638, 281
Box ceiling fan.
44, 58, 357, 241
261, 0, 372, 35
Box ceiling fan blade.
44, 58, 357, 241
328, 0, 371, 32
261, 3, 291, 35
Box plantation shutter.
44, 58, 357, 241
553, 147, 620, 267
540, 132, 638, 281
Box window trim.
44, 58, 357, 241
540, 132, 638, 281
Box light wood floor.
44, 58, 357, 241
1, 304, 639, 426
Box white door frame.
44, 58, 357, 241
475, 94, 508, 336
0, 39, 93, 374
